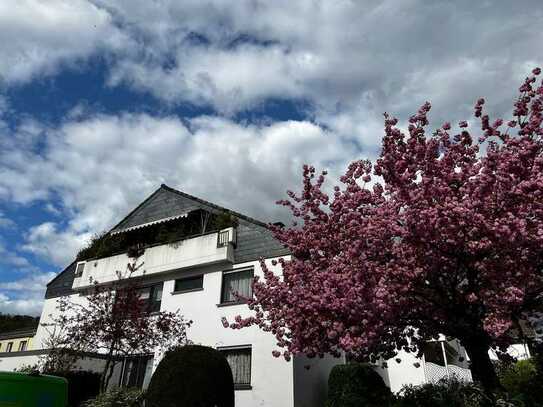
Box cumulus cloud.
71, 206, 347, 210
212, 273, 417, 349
0, 293, 45, 316
0, 273, 55, 316
0, 0, 130, 84
1, 113, 358, 266
0, 211, 15, 229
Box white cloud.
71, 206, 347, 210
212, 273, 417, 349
0, 242, 31, 268
0, 294, 45, 316
0, 272, 56, 292
0, 211, 15, 229
1, 113, 357, 267
0, 0, 131, 84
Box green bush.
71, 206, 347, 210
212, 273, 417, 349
81, 387, 143, 407
325, 363, 391, 407
392, 378, 493, 407
497, 359, 541, 407
145, 345, 234, 407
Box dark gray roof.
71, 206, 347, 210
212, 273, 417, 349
46, 185, 289, 299
45, 261, 77, 299
0, 326, 37, 340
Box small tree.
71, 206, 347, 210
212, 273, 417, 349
228, 68, 543, 394
46, 252, 191, 392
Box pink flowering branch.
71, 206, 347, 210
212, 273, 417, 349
228, 68, 543, 393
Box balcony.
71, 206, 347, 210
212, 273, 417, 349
72, 227, 236, 289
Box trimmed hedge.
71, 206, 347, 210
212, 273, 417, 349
325, 363, 391, 407
146, 345, 234, 407
393, 379, 493, 407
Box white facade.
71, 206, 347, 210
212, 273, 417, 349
5, 232, 339, 407
0, 185, 535, 405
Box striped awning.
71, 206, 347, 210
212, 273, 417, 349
110, 212, 189, 235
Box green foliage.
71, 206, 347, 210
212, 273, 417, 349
14, 364, 40, 374
81, 387, 143, 407
145, 345, 234, 407
325, 363, 392, 407
496, 359, 541, 407
392, 378, 493, 407
0, 313, 38, 332
76, 210, 238, 261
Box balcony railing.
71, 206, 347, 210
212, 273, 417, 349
72, 227, 236, 289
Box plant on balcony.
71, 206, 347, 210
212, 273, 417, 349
228, 68, 543, 395
45, 256, 192, 392
76, 209, 238, 261
145, 345, 234, 407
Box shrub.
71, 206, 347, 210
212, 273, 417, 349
497, 359, 541, 407
48, 370, 101, 407
145, 345, 234, 407
392, 378, 493, 407
81, 387, 143, 407
325, 363, 391, 407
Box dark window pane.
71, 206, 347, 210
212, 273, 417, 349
122, 356, 152, 389
422, 342, 445, 366
137, 283, 163, 313
221, 348, 251, 385
174, 275, 204, 292
221, 269, 253, 303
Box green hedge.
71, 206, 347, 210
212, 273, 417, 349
145, 345, 234, 407
325, 363, 391, 407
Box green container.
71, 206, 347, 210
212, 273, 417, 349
0, 371, 67, 407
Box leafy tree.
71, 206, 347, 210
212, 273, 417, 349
228, 68, 543, 393
46, 254, 191, 392
0, 314, 38, 333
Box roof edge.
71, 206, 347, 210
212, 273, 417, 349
159, 184, 271, 229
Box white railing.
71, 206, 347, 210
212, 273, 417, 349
72, 227, 236, 289
424, 362, 472, 383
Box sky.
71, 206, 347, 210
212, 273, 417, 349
0, 0, 541, 316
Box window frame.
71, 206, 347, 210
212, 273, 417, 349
219, 267, 254, 306
135, 282, 163, 314
172, 274, 204, 294
18, 341, 27, 352
6, 342, 13, 352
218, 345, 252, 390
120, 354, 153, 389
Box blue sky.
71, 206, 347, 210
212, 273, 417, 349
0, 0, 541, 315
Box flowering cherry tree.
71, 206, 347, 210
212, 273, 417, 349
47, 256, 191, 392
228, 69, 543, 392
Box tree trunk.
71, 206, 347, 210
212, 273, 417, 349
99, 358, 111, 393
461, 337, 501, 395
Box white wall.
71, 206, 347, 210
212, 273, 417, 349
0, 354, 41, 372
160, 257, 295, 407
293, 354, 343, 407
385, 350, 427, 393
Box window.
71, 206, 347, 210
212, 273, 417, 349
422, 340, 461, 367
220, 347, 252, 389
121, 355, 153, 389
174, 275, 204, 293
137, 283, 163, 313
220, 268, 253, 304
18, 341, 27, 352
6, 342, 13, 352
75, 262, 85, 277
